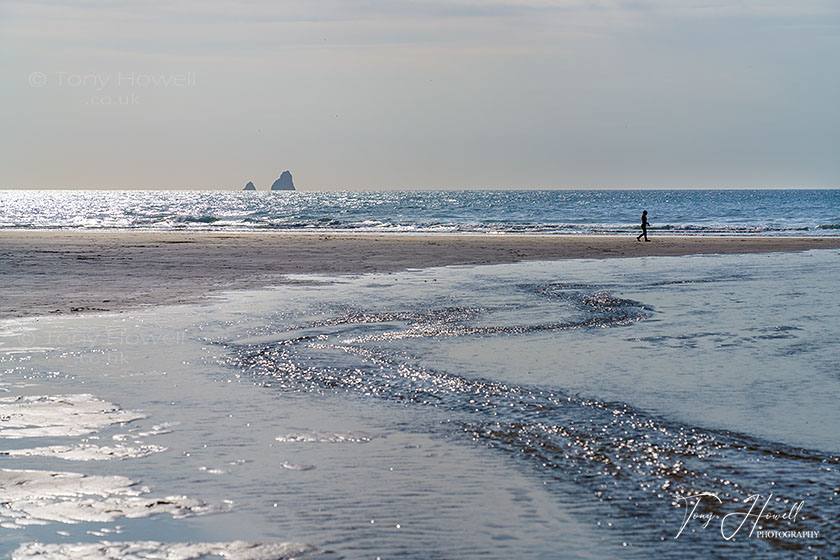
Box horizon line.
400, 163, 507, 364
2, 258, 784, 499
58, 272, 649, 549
2, 186, 839, 192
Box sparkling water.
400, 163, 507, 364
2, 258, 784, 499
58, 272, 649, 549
2, 250, 838, 558
1, 189, 838, 235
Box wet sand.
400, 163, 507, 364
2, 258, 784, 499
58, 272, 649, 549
1, 231, 838, 320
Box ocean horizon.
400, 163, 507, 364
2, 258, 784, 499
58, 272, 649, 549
2, 189, 838, 236
6, 0, 840, 556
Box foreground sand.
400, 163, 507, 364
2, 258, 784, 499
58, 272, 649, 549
1, 231, 838, 320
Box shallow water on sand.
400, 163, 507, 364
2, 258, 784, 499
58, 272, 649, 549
1, 250, 838, 558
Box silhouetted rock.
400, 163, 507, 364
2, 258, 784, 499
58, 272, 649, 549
270, 171, 295, 191
243, 181, 256, 191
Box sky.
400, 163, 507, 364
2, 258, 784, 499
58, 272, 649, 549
1, 0, 838, 190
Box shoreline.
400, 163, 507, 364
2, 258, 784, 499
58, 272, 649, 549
2, 231, 839, 321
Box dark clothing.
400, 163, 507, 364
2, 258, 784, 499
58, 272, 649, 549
637, 213, 650, 241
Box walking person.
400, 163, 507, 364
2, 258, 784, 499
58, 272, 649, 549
636, 210, 651, 242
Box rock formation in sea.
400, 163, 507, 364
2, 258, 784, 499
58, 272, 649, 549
243, 181, 256, 191
270, 171, 295, 191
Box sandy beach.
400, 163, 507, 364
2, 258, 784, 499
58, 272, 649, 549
3, 232, 839, 558
6, 0, 838, 552
2, 231, 839, 320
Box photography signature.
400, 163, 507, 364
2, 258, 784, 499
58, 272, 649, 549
675, 492, 818, 540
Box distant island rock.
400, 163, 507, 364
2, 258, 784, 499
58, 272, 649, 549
270, 171, 295, 191
243, 181, 256, 191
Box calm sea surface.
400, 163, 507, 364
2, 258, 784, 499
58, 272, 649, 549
1, 189, 838, 235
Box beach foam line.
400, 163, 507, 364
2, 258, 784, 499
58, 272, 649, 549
112, 422, 178, 442
275, 431, 375, 443
11, 540, 319, 560
0, 468, 214, 527
0, 394, 144, 439
1, 443, 167, 461
281, 462, 316, 471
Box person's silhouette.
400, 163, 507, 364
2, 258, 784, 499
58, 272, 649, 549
636, 210, 651, 242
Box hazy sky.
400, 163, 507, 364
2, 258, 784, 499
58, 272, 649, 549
1, 0, 838, 189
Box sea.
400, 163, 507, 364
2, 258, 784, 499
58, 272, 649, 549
0, 189, 838, 235
1, 189, 839, 559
